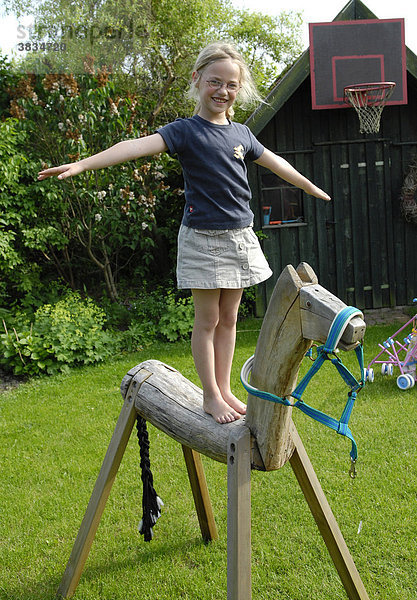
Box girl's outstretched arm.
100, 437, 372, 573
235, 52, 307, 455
38, 133, 168, 180
255, 148, 331, 202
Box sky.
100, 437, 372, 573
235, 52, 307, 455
235, 0, 417, 54
1, 0, 417, 58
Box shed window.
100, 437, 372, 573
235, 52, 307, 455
260, 173, 304, 226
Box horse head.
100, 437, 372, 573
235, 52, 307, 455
246, 263, 366, 470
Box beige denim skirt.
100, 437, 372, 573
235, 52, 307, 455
176, 224, 273, 289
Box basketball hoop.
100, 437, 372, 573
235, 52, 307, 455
344, 82, 396, 134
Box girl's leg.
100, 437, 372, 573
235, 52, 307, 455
191, 288, 245, 423
214, 288, 246, 413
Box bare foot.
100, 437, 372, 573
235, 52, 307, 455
203, 394, 241, 424
220, 391, 247, 415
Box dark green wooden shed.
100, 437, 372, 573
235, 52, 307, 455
247, 0, 417, 313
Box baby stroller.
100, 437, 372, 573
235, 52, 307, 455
365, 300, 417, 390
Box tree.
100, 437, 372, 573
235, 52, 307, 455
4, 0, 303, 121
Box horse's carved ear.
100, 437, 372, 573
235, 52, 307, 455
272, 264, 304, 300
296, 262, 318, 285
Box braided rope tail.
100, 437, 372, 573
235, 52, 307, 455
136, 415, 163, 541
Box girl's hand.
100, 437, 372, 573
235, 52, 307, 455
38, 162, 85, 181
308, 185, 331, 202
255, 150, 331, 201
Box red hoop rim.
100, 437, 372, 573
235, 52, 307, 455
344, 81, 396, 94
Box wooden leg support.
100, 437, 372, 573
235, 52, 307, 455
227, 427, 252, 600
56, 370, 152, 599
289, 424, 370, 600
182, 445, 218, 542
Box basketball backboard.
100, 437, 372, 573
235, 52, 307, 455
309, 18, 407, 110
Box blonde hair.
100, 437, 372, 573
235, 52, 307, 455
187, 42, 262, 120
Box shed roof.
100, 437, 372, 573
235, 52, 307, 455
246, 0, 417, 136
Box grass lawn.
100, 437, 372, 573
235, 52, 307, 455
1, 318, 416, 600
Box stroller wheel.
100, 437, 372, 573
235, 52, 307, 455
366, 368, 374, 383
397, 374, 413, 390
387, 364, 394, 376
381, 363, 387, 375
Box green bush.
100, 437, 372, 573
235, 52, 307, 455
158, 292, 194, 342
116, 320, 158, 352
114, 285, 257, 350
239, 286, 257, 319
115, 288, 194, 350
0, 284, 256, 375
0, 291, 113, 375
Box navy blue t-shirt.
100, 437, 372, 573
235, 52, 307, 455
157, 115, 264, 229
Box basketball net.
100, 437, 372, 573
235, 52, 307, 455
344, 82, 396, 134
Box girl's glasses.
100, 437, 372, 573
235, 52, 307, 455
205, 79, 241, 92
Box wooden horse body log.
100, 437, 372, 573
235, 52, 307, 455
120, 361, 246, 464
122, 263, 365, 471
56, 262, 370, 600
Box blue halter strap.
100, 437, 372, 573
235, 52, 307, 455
241, 306, 365, 476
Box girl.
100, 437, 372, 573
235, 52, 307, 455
38, 42, 331, 424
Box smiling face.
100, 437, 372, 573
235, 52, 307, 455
194, 58, 241, 124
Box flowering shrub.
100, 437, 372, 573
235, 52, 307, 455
5, 66, 184, 304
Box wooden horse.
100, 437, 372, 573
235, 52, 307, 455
56, 263, 369, 600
